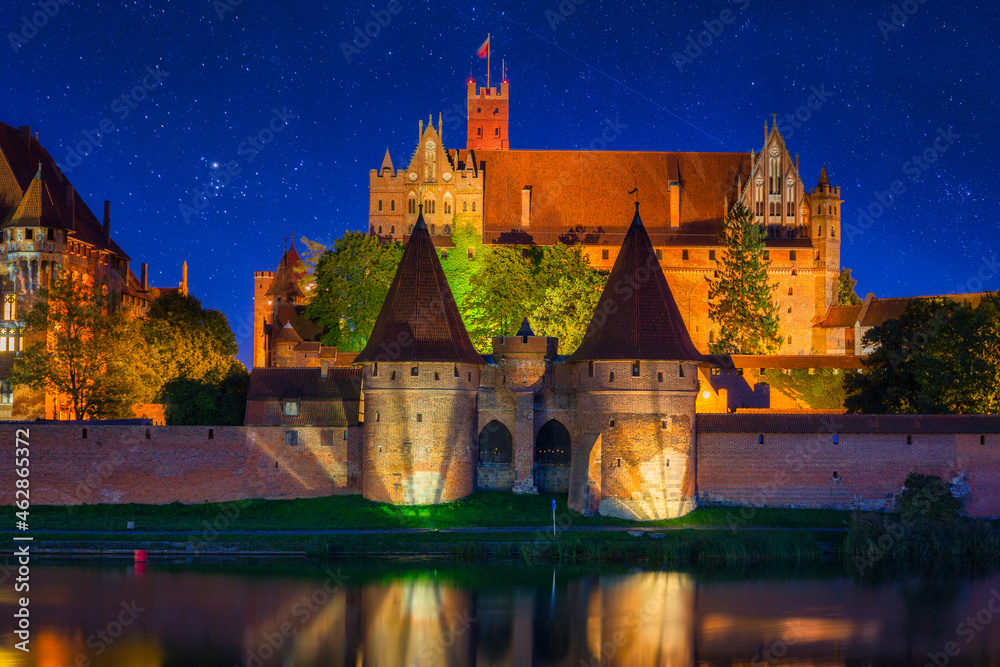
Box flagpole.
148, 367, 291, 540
487, 33, 491, 90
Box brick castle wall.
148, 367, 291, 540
697, 429, 1000, 517
0, 424, 361, 506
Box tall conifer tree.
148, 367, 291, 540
707, 202, 782, 355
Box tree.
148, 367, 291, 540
895, 472, 962, 522
844, 294, 1000, 414
159, 366, 250, 426
707, 203, 782, 354
463, 245, 534, 351
530, 244, 607, 354
305, 232, 402, 351
141, 292, 248, 424
838, 268, 863, 306
10, 275, 152, 420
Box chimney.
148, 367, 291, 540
103, 201, 111, 243
66, 185, 75, 230
180, 261, 188, 296
17, 126, 30, 148
140, 263, 148, 291
320, 358, 329, 379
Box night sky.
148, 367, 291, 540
2, 0, 997, 368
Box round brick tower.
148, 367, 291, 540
567, 203, 710, 520
354, 209, 483, 505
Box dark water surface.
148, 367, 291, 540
3, 560, 1000, 665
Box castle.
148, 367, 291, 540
0, 121, 185, 420
365, 78, 844, 356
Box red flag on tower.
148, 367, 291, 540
476, 35, 490, 58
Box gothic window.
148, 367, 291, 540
430, 224, 436, 234
424, 198, 435, 214
788, 287, 794, 295
471, 201, 476, 212
463, 201, 468, 213
378, 226, 382, 235
378, 199, 383, 211
444, 194, 452, 214
424, 140, 436, 180
390, 200, 395, 211
408, 196, 416, 214
494, 127, 500, 136
477, 127, 483, 137
3, 294, 15, 320
831, 226, 836, 238
390, 226, 395, 234
769, 157, 780, 194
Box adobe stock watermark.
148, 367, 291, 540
952, 256, 1000, 295
213, 0, 242, 20
775, 85, 834, 141
545, 0, 589, 30
70, 600, 145, 665
340, 0, 403, 64
878, 0, 930, 40
55, 66, 169, 177
925, 588, 1000, 667
672, 0, 752, 73
844, 126, 960, 245
7, 0, 71, 54
179, 107, 296, 223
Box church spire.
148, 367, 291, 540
818, 164, 830, 187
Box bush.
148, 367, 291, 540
895, 472, 962, 522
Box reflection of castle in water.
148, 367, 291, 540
16, 565, 1000, 666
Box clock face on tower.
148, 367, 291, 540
408, 172, 417, 182
442, 172, 452, 182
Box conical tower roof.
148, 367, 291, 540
355, 210, 481, 365
273, 320, 304, 343
568, 204, 705, 363
5, 164, 69, 230
266, 243, 306, 299
818, 165, 830, 187
380, 147, 394, 174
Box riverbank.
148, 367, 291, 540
16, 491, 852, 531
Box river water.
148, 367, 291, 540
2, 561, 999, 665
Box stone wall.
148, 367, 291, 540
0, 423, 361, 506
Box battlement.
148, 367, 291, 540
492, 334, 557, 358
467, 79, 508, 99
255, 271, 275, 279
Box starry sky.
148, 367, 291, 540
2, 0, 997, 367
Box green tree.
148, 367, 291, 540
530, 244, 607, 354
838, 268, 863, 306
707, 203, 782, 354
895, 472, 963, 522
141, 292, 248, 424
305, 232, 402, 351
463, 245, 534, 351
10, 275, 152, 420
159, 366, 250, 426
844, 294, 1000, 414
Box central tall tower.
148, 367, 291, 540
466, 79, 509, 150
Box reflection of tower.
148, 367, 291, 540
355, 209, 482, 505
568, 204, 704, 520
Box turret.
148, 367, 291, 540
567, 203, 708, 520
355, 208, 483, 505
809, 165, 843, 350
466, 78, 509, 150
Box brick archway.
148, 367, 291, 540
535, 419, 571, 465
479, 420, 513, 465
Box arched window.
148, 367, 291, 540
479, 420, 513, 465
477, 126, 483, 137
408, 196, 416, 214
463, 201, 468, 213
535, 420, 571, 465
378, 199, 383, 211
471, 201, 476, 212
390, 200, 395, 211
424, 140, 436, 180
390, 226, 395, 235
443, 224, 451, 235
444, 195, 452, 214
424, 198, 435, 214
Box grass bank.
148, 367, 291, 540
20, 491, 852, 532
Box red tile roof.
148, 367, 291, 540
697, 413, 1000, 434
355, 211, 481, 365
568, 204, 706, 363
244, 367, 362, 426
819, 305, 862, 328
273, 321, 304, 343
479, 150, 751, 246
860, 293, 986, 328
266, 244, 306, 298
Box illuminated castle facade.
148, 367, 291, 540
368, 77, 845, 355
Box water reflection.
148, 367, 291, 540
4, 563, 1000, 665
